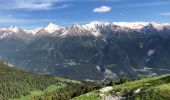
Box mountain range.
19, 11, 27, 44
1, 22, 170, 38
0, 22, 170, 81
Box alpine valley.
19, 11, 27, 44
1, 22, 170, 81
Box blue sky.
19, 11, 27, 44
0, 0, 170, 28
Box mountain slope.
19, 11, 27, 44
14, 36, 105, 80
73, 75, 170, 100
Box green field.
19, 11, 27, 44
55, 77, 80, 83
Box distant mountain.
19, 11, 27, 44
0, 22, 170, 81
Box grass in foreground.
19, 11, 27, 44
72, 91, 100, 100
73, 75, 170, 100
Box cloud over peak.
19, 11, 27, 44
93, 6, 111, 13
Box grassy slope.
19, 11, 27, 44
12, 77, 82, 100
72, 91, 99, 100
12, 84, 67, 100
73, 75, 170, 100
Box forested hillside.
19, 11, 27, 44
0, 60, 60, 99
0, 60, 102, 100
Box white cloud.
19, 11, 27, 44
15, 1, 53, 10
0, 14, 36, 23
160, 12, 170, 16
0, 17, 36, 23
0, 0, 70, 10
55, 4, 70, 9
0, 17, 20, 23
0, 16, 60, 24
0, 17, 34, 23
93, 6, 111, 13
69, 0, 125, 2
117, 2, 170, 7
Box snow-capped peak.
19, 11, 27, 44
148, 22, 163, 30
8, 26, 19, 33
82, 21, 109, 36
44, 22, 63, 33
142, 22, 164, 31
162, 23, 170, 30
24, 27, 42, 35
111, 22, 149, 29
69, 23, 83, 30
60, 23, 92, 36
162, 23, 170, 26
0, 26, 21, 39
83, 21, 109, 28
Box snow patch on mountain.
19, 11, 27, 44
96, 65, 101, 71
139, 42, 144, 48
147, 49, 155, 57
